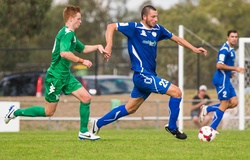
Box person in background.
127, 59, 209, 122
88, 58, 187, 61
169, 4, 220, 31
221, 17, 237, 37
191, 85, 212, 128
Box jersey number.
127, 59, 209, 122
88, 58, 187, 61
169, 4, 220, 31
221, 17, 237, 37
222, 91, 227, 98
159, 79, 169, 88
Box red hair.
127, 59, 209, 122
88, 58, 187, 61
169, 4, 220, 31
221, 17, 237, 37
63, 5, 81, 22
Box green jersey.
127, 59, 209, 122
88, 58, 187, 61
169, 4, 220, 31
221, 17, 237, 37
47, 26, 85, 78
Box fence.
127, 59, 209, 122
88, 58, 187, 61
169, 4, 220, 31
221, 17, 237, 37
1, 95, 248, 131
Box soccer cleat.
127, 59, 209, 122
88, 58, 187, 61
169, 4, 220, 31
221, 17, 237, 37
214, 130, 220, 135
90, 119, 100, 135
78, 132, 100, 140
199, 105, 208, 123
164, 124, 187, 140
4, 105, 17, 124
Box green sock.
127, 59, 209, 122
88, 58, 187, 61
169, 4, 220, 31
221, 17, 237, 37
14, 106, 46, 117
79, 102, 90, 133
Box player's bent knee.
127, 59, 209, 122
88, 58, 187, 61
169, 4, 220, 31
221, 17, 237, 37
172, 89, 182, 98
230, 101, 238, 108
167, 85, 182, 98
45, 110, 55, 117
80, 94, 92, 103
126, 108, 137, 114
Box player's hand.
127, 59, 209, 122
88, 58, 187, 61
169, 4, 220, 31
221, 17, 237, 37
97, 45, 109, 61
97, 45, 107, 54
82, 60, 92, 68
193, 47, 207, 56
236, 67, 246, 74
103, 45, 112, 61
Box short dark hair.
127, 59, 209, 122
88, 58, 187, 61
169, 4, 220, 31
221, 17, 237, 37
227, 30, 238, 37
141, 5, 156, 20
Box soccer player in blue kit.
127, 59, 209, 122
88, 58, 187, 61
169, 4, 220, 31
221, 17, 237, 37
199, 30, 245, 133
91, 5, 207, 140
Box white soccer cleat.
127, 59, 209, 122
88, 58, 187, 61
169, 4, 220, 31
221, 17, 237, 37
214, 130, 220, 135
90, 119, 100, 135
78, 131, 100, 140
4, 105, 17, 124
199, 105, 208, 123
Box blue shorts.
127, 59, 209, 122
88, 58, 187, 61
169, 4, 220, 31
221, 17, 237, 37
131, 72, 171, 99
215, 82, 236, 100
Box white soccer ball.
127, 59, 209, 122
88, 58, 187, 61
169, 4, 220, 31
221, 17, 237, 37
198, 126, 216, 142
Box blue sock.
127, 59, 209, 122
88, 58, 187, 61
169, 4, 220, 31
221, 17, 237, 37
97, 105, 128, 128
211, 109, 224, 130
168, 97, 181, 130
207, 103, 220, 113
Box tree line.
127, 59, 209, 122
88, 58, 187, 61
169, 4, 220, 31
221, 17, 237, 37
1, 0, 250, 89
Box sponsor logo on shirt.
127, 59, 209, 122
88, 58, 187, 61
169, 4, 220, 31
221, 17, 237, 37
142, 40, 157, 47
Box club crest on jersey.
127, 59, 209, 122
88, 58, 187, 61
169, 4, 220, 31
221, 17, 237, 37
152, 32, 157, 37
140, 30, 147, 37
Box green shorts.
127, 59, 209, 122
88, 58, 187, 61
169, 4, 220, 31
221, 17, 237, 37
44, 72, 82, 102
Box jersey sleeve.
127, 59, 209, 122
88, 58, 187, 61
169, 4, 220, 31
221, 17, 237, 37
75, 39, 85, 53
158, 25, 173, 41
60, 32, 73, 52
217, 49, 228, 64
117, 22, 136, 38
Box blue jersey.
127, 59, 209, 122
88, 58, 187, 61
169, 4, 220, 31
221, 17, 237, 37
117, 22, 173, 75
212, 42, 236, 86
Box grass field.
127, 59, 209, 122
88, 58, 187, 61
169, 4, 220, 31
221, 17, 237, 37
1, 129, 250, 160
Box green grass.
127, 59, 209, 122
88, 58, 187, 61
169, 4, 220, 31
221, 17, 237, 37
0, 129, 250, 160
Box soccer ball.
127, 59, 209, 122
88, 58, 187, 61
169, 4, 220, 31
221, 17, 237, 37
198, 126, 216, 142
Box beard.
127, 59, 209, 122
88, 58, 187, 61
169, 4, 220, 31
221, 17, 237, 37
145, 19, 154, 28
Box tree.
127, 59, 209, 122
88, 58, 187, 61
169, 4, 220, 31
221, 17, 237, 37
32, 0, 130, 75
0, 0, 52, 72
155, 0, 250, 88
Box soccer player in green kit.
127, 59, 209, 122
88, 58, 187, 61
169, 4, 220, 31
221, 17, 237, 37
4, 5, 106, 140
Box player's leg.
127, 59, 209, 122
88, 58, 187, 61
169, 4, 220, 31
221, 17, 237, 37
210, 100, 228, 130
90, 73, 151, 134
92, 97, 145, 132
5, 103, 58, 123
199, 103, 220, 123
72, 87, 92, 133
4, 75, 61, 124
164, 83, 187, 139
165, 84, 182, 130
66, 75, 99, 140
210, 83, 237, 130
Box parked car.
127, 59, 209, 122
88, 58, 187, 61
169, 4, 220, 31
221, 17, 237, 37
0, 72, 133, 96
81, 75, 134, 95
0, 72, 45, 96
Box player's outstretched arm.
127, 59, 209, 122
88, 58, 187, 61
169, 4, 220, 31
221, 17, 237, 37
83, 45, 107, 54
216, 63, 246, 74
104, 23, 117, 61
170, 35, 207, 56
